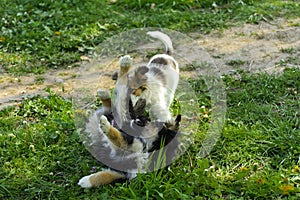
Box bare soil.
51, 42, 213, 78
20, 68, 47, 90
1, 17, 299, 110
196, 18, 300, 74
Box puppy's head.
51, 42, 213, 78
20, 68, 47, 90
128, 66, 149, 96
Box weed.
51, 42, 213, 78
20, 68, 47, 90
35, 76, 44, 84
226, 59, 247, 67
280, 47, 296, 54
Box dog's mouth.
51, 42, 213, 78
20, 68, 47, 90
132, 86, 147, 96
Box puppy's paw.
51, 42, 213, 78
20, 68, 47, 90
100, 115, 110, 135
97, 89, 110, 100
78, 175, 93, 188
120, 55, 133, 67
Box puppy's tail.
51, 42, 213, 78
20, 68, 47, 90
147, 31, 173, 56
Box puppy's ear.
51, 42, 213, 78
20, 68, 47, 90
112, 71, 118, 80
175, 114, 181, 125
128, 66, 149, 89
136, 66, 149, 77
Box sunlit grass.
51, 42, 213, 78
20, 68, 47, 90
0, 0, 299, 74
1, 0, 300, 199
1, 68, 299, 199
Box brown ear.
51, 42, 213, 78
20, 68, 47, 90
134, 66, 149, 85
151, 57, 168, 65
136, 66, 149, 77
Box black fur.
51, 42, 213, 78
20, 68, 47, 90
101, 97, 181, 181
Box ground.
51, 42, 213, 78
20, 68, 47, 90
1, 10, 299, 198
0, 17, 299, 110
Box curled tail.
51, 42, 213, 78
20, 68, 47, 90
147, 31, 174, 55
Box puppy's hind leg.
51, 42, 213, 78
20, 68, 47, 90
78, 170, 125, 188
119, 55, 133, 76
100, 115, 127, 148
96, 89, 111, 115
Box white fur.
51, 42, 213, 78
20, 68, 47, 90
137, 76, 171, 121
113, 84, 129, 128
144, 32, 179, 121
133, 56, 179, 121
148, 58, 179, 116
111, 55, 134, 129
133, 32, 179, 122
97, 89, 110, 100
147, 31, 173, 54
113, 32, 179, 124
99, 115, 110, 135
78, 175, 92, 188
129, 138, 144, 152
120, 55, 133, 67
78, 32, 180, 188
149, 54, 179, 72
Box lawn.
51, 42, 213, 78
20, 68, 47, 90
1, 0, 299, 74
1, 0, 300, 199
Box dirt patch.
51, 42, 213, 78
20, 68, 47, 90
196, 18, 300, 74
1, 18, 299, 110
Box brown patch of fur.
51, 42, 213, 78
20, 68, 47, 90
128, 66, 148, 91
151, 57, 168, 65
132, 88, 143, 96
89, 171, 125, 186
171, 60, 177, 70
106, 125, 127, 148
101, 99, 111, 108
120, 66, 130, 77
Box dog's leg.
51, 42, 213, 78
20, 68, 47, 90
119, 55, 133, 76
96, 89, 111, 114
100, 115, 127, 148
78, 170, 125, 188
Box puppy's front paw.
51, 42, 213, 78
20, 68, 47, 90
120, 55, 132, 67
97, 89, 110, 100
78, 175, 92, 188
100, 115, 110, 135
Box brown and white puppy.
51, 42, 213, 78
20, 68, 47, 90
114, 31, 179, 126
78, 31, 181, 188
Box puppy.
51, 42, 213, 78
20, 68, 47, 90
78, 31, 181, 188
113, 31, 179, 126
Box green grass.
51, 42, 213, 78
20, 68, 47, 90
0, 0, 299, 74
1, 69, 299, 199
1, 0, 300, 199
